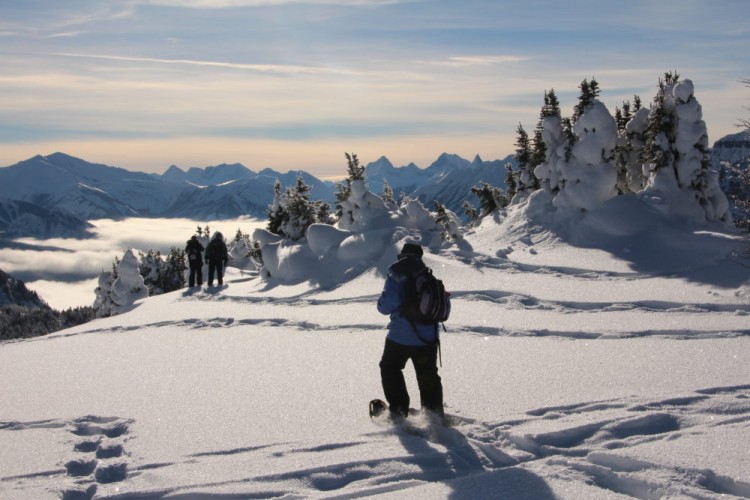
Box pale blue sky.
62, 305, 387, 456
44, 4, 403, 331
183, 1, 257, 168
0, 0, 748, 177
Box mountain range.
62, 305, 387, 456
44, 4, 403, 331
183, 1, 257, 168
0, 131, 748, 240
0, 151, 516, 239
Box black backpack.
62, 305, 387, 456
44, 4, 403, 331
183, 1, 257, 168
402, 267, 450, 326
188, 247, 200, 262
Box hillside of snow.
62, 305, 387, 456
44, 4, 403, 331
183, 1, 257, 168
2, 192, 750, 499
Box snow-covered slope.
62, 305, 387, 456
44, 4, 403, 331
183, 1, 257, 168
712, 131, 750, 166
0, 197, 94, 239
2, 196, 749, 499
0, 268, 49, 308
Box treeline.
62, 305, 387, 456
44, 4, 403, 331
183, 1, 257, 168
0, 304, 96, 341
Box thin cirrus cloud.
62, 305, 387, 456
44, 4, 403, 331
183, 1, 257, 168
53, 52, 362, 76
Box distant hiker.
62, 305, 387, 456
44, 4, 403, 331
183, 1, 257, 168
205, 231, 229, 286
185, 235, 204, 287
376, 242, 449, 422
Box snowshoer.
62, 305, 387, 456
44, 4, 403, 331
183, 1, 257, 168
205, 231, 229, 286
376, 242, 446, 421
185, 235, 204, 287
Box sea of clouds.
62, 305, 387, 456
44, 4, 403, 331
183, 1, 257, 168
0, 217, 265, 310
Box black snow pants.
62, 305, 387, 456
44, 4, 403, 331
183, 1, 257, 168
207, 259, 224, 285
379, 338, 444, 418
188, 262, 203, 287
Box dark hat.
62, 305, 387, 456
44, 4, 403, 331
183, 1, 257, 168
399, 242, 423, 258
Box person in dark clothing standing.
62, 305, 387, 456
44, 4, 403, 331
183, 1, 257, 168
205, 231, 229, 286
185, 235, 204, 287
377, 242, 447, 421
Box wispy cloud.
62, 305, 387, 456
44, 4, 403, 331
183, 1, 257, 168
136, 0, 409, 7
419, 55, 531, 66
55, 52, 360, 76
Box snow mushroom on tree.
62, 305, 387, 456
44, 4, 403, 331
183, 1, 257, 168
110, 249, 149, 315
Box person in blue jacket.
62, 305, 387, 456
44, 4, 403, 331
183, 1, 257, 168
377, 242, 444, 420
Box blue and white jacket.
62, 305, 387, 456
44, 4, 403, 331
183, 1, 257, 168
377, 256, 440, 346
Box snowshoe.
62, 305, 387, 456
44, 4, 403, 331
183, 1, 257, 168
369, 399, 387, 419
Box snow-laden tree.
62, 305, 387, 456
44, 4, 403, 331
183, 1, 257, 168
110, 249, 149, 315
554, 99, 618, 212
381, 178, 395, 205
93, 269, 115, 318
471, 182, 507, 217
162, 247, 186, 292
139, 249, 164, 296
338, 177, 391, 232
279, 176, 317, 241
434, 201, 461, 241
504, 163, 518, 200
534, 90, 565, 193
614, 96, 649, 194
267, 180, 287, 235
641, 75, 731, 225
514, 124, 535, 194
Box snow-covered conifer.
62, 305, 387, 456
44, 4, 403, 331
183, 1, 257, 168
345, 152, 365, 181
462, 201, 479, 226
641, 74, 731, 224
267, 180, 287, 235
312, 200, 333, 225
161, 247, 186, 293
334, 181, 350, 221
434, 201, 460, 241
93, 269, 115, 318
504, 163, 517, 200
471, 182, 506, 216
280, 176, 316, 241
381, 178, 395, 205
139, 249, 164, 296
554, 99, 618, 212
535, 90, 565, 193
514, 124, 535, 194
110, 249, 149, 315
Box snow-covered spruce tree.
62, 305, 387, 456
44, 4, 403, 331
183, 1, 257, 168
614, 96, 649, 194
572, 78, 600, 123
93, 257, 120, 318
333, 152, 365, 226
513, 123, 535, 194
161, 247, 186, 293
93, 270, 115, 318
138, 249, 164, 296
267, 180, 287, 235
535, 89, 565, 193
516, 93, 560, 193
110, 249, 149, 315
471, 182, 507, 217
553, 79, 617, 212
333, 181, 350, 221
504, 163, 518, 200
462, 201, 479, 226
279, 176, 317, 241
345, 152, 365, 180
640, 73, 731, 224
313, 200, 335, 225
433, 201, 460, 241
338, 154, 392, 232
381, 178, 395, 205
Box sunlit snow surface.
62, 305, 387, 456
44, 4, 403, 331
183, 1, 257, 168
2, 195, 750, 499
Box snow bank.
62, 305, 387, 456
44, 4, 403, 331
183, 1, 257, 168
253, 179, 450, 286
